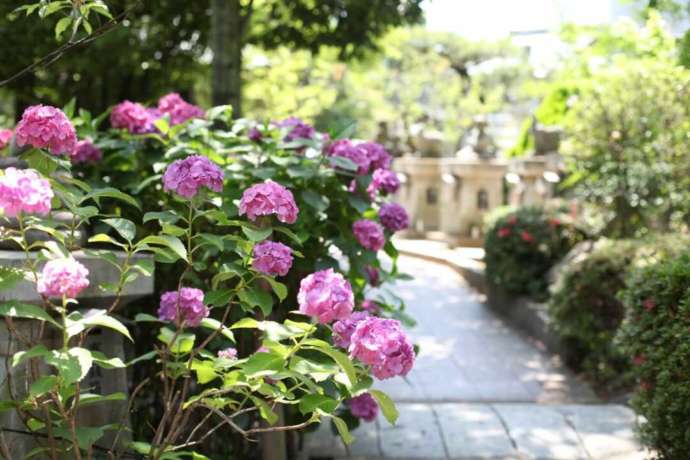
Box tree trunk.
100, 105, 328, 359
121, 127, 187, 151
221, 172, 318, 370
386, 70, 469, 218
211, 0, 243, 116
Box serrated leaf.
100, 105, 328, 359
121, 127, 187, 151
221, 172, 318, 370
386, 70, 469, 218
331, 415, 354, 444
102, 218, 136, 241
199, 317, 235, 342
242, 226, 272, 242
83, 187, 140, 210
0, 301, 61, 328
369, 390, 398, 424
138, 235, 188, 262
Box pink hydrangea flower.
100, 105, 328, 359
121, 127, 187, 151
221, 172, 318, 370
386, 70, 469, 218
158, 93, 205, 125
0, 129, 12, 150
367, 168, 400, 198
348, 393, 379, 422
71, 138, 102, 164
252, 241, 293, 276
365, 266, 380, 286
110, 100, 157, 134
218, 347, 238, 360
0, 167, 53, 217
327, 139, 371, 175
379, 203, 409, 232
361, 299, 380, 313
37, 258, 90, 298
239, 180, 299, 224
353, 219, 385, 252
158, 287, 209, 327
248, 127, 263, 142
333, 311, 369, 349
163, 155, 224, 199
349, 317, 415, 380
298, 269, 354, 324
278, 117, 316, 141
360, 142, 392, 170
15, 105, 77, 155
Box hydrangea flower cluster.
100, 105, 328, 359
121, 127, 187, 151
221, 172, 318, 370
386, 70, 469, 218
298, 269, 354, 324
348, 393, 379, 422
0, 167, 53, 217
252, 241, 293, 276
332, 311, 369, 349
248, 127, 263, 142
15, 105, 77, 155
0, 129, 12, 150
163, 155, 224, 199
278, 117, 316, 141
111, 100, 157, 134
239, 180, 299, 224
217, 347, 238, 360
158, 287, 209, 327
365, 266, 380, 286
37, 258, 90, 298
360, 142, 392, 171
327, 139, 371, 175
361, 299, 380, 313
367, 168, 400, 198
158, 93, 205, 125
353, 219, 385, 251
71, 139, 102, 164
349, 317, 415, 380
379, 203, 409, 232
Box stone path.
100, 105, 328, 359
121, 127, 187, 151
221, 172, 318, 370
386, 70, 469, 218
307, 256, 646, 460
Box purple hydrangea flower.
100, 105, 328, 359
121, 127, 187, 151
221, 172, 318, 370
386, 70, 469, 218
0, 129, 12, 150
111, 100, 157, 134
158, 93, 205, 125
37, 258, 90, 298
252, 241, 293, 276
248, 127, 263, 142
239, 180, 299, 224
365, 266, 380, 287
348, 393, 379, 422
158, 287, 209, 327
217, 347, 238, 360
352, 219, 385, 252
278, 117, 316, 141
326, 139, 371, 175
361, 299, 380, 314
333, 311, 370, 349
0, 167, 53, 217
71, 138, 102, 164
360, 142, 392, 171
367, 168, 400, 198
349, 317, 415, 380
297, 269, 354, 324
162, 155, 224, 198
15, 105, 77, 155
379, 203, 409, 232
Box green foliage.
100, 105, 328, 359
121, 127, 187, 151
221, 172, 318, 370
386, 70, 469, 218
484, 206, 583, 300
618, 254, 690, 458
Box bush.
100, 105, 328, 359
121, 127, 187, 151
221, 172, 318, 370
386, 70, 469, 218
618, 254, 690, 458
484, 206, 582, 300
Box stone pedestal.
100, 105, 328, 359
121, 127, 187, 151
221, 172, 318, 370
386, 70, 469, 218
394, 157, 443, 235
507, 157, 554, 207
0, 250, 154, 457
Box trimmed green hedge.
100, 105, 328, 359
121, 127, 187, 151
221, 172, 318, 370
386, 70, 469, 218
484, 206, 582, 300
618, 254, 690, 458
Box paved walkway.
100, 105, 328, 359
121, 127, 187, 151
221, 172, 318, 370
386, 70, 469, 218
307, 256, 646, 460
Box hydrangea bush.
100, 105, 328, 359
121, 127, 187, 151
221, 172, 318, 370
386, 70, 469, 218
0, 97, 414, 458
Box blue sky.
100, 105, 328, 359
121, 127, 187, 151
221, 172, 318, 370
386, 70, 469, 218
423, 0, 636, 38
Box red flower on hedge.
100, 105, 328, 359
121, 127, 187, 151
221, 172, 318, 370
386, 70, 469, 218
633, 354, 646, 366
549, 218, 561, 227
643, 298, 656, 311
497, 227, 511, 238
506, 215, 518, 225
521, 231, 535, 243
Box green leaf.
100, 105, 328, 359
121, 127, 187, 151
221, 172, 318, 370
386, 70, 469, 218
158, 328, 195, 354
204, 288, 234, 307
54, 16, 71, 39
331, 415, 355, 444
138, 235, 188, 262
251, 396, 278, 425
242, 226, 272, 242
0, 301, 61, 328
301, 190, 330, 212
134, 313, 162, 323
102, 218, 136, 241
197, 233, 225, 252
90, 350, 125, 369
262, 277, 287, 301
369, 390, 399, 424
45, 348, 93, 385
298, 394, 338, 415
304, 340, 357, 388
0, 266, 26, 291
191, 360, 217, 384
66, 309, 133, 342
199, 317, 235, 342
78, 392, 126, 407
29, 375, 58, 397
238, 287, 273, 316
242, 352, 284, 377
143, 211, 180, 225
330, 156, 358, 172
12, 345, 50, 367
83, 187, 141, 210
